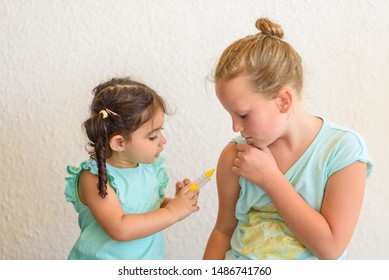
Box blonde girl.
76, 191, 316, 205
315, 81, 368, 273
203, 18, 373, 260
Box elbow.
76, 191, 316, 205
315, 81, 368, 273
106, 230, 129, 242
111, 234, 129, 242
317, 252, 342, 260
315, 245, 347, 260
105, 227, 137, 242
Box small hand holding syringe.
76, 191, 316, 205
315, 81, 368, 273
187, 168, 215, 191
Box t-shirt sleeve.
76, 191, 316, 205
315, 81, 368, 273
327, 131, 374, 179
230, 135, 247, 144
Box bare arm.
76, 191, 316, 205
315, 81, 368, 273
203, 143, 240, 259
235, 143, 367, 259
78, 170, 199, 242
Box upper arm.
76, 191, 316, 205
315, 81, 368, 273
214, 142, 241, 236
320, 161, 367, 252
78, 170, 126, 239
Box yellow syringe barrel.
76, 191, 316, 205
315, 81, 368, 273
188, 168, 215, 191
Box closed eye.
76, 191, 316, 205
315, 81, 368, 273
148, 128, 164, 141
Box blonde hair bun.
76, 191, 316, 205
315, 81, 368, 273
255, 18, 284, 39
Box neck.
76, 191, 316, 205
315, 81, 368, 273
271, 107, 322, 152
106, 154, 138, 168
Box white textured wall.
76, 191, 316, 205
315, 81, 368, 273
1, 0, 388, 260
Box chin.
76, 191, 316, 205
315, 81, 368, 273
250, 143, 264, 149
249, 140, 271, 149
153, 154, 160, 160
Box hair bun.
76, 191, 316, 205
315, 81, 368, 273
255, 18, 284, 39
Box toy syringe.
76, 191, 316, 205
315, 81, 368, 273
187, 168, 215, 191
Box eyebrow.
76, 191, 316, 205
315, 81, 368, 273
147, 126, 163, 135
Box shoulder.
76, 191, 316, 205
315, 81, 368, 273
66, 159, 99, 177
67, 159, 100, 191
321, 118, 366, 144
217, 142, 240, 187
79, 168, 98, 186
219, 142, 238, 163
65, 159, 99, 210
218, 135, 246, 162
78, 166, 102, 205
320, 118, 374, 177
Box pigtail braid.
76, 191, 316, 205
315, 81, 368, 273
83, 112, 110, 198
94, 139, 109, 198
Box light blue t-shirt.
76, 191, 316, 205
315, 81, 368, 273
225, 117, 374, 260
64, 157, 169, 260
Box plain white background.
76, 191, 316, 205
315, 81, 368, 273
1, 0, 388, 259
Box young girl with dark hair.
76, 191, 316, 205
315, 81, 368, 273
65, 77, 199, 260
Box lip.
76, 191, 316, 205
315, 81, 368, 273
243, 136, 255, 145
155, 149, 164, 157
242, 135, 252, 141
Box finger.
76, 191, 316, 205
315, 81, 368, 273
180, 187, 190, 194
185, 189, 197, 197
192, 197, 198, 206
231, 166, 240, 176
236, 142, 247, 151
233, 157, 240, 167
183, 178, 191, 186
176, 181, 183, 189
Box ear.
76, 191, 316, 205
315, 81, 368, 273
109, 135, 126, 152
275, 88, 293, 114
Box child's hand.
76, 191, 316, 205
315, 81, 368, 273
233, 142, 281, 188
165, 187, 199, 222
175, 178, 190, 196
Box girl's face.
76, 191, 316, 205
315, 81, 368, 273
111, 108, 167, 168
216, 75, 288, 148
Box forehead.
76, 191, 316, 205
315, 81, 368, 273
216, 76, 262, 109
136, 108, 165, 133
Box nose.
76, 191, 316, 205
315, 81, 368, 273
160, 132, 167, 146
232, 117, 243, 132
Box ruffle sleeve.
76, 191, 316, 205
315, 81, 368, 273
152, 156, 169, 199
64, 159, 118, 212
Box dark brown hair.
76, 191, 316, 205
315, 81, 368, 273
83, 77, 168, 198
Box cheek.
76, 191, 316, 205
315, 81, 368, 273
251, 120, 270, 136
249, 113, 280, 136
145, 142, 158, 153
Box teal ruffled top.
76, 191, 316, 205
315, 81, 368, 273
65, 156, 169, 260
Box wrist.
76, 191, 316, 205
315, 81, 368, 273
160, 197, 171, 208
159, 206, 178, 225
263, 171, 290, 195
